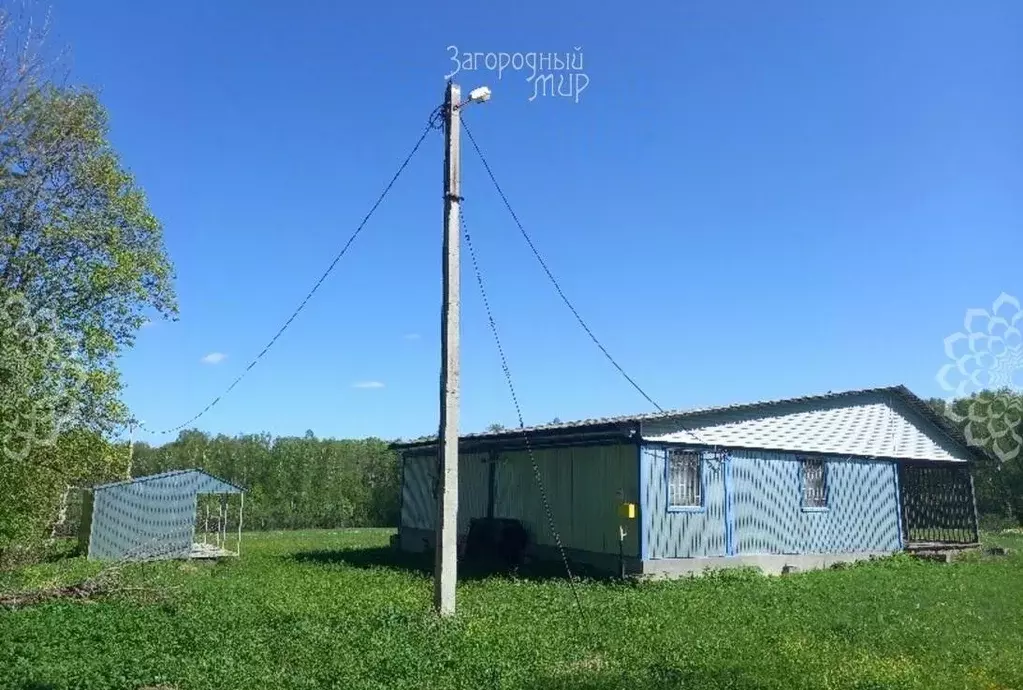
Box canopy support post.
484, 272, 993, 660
236, 493, 244, 557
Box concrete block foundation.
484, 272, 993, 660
639, 552, 895, 579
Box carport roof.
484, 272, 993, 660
92, 468, 244, 494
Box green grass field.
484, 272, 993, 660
2, 529, 1022, 690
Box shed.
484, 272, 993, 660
80, 469, 245, 561
391, 385, 985, 576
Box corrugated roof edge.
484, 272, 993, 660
92, 468, 247, 493
389, 385, 993, 464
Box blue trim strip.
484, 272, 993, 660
723, 453, 736, 556
641, 441, 964, 467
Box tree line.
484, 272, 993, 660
129, 431, 400, 531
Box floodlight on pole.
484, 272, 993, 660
467, 86, 491, 104
455, 85, 492, 110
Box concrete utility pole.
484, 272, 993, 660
435, 81, 462, 617
435, 81, 491, 616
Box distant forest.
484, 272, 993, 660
131, 432, 400, 531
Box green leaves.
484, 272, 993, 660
1, 85, 177, 431
0, 427, 124, 560
0, 10, 177, 557
0, 290, 87, 460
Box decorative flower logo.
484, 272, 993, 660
936, 292, 1023, 462
0, 293, 85, 462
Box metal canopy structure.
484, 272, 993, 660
81, 469, 245, 561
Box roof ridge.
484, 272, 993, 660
92, 468, 246, 492
392, 384, 913, 449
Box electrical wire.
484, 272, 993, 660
461, 117, 664, 414
461, 204, 597, 647
141, 107, 444, 436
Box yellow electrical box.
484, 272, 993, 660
618, 502, 636, 519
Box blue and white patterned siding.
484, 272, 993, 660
641, 448, 728, 559
89, 473, 200, 560
640, 448, 902, 560
642, 391, 970, 462
729, 451, 901, 555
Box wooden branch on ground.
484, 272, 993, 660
0, 552, 177, 610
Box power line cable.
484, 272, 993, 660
141, 107, 444, 436
461, 118, 664, 414
462, 117, 719, 449
461, 204, 597, 647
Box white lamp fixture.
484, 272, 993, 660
467, 86, 491, 104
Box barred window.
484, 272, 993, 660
802, 458, 828, 508
668, 450, 702, 509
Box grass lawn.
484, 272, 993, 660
2, 529, 1023, 690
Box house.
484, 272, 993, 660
391, 386, 983, 576
80, 469, 245, 561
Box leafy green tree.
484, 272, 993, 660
0, 428, 125, 562
0, 7, 176, 554
1, 84, 177, 427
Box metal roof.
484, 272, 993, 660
391, 385, 989, 463
92, 468, 245, 493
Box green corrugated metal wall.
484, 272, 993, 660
401, 443, 639, 557
400, 454, 435, 530
400, 451, 490, 534
458, 451, 490, 535
494, 443, 639, 557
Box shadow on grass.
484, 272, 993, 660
289, 546, 619, 582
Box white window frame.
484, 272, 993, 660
667, 449, 703, 511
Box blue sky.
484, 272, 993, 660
49, 1, 1022, 443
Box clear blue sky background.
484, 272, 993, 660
49, 1, 1021, 444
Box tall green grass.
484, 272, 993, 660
2, 529, 1022, 690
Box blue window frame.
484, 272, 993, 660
667, 449, 704, 511
800, 457, 828, 511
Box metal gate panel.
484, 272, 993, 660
898, 463, 978, 545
